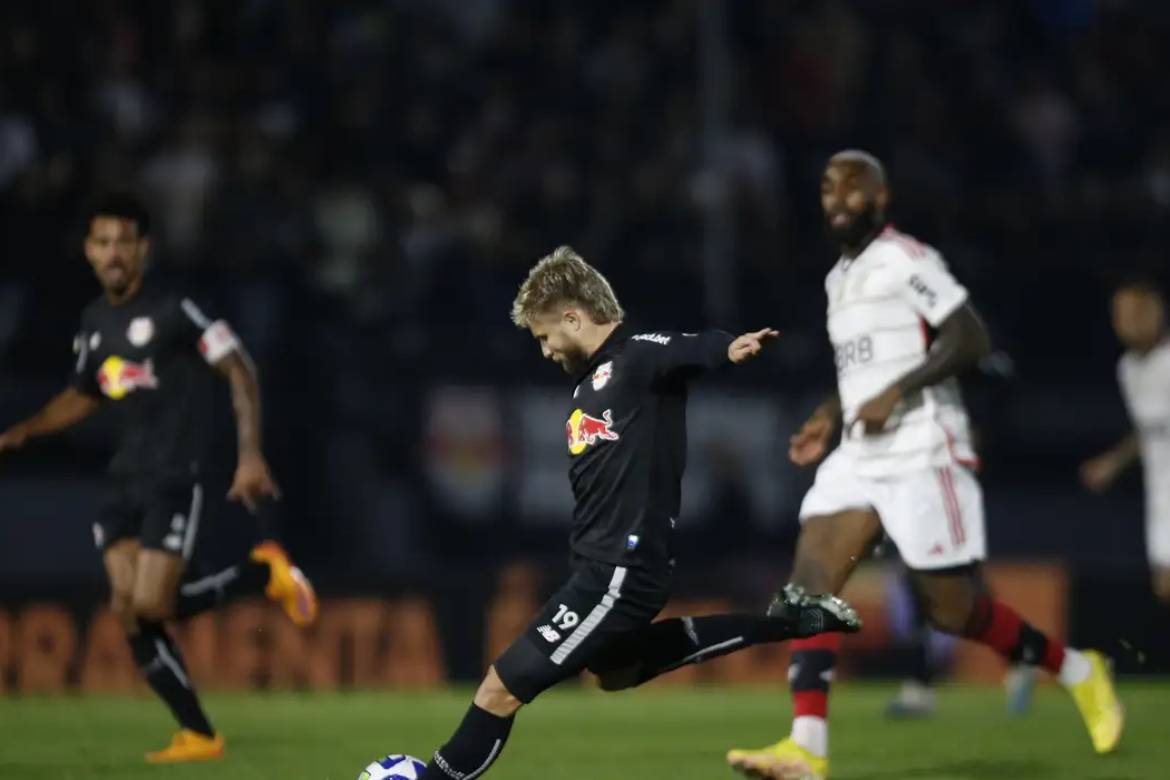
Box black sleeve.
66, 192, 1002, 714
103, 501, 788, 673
632, 330, 734, 385
70, 316, 101, 398
174, 296, 211, 349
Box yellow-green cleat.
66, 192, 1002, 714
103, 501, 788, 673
727, 737, 828, 780
1068, 650, 1124, 754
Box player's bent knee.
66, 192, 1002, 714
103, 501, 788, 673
473, 666, 523, 717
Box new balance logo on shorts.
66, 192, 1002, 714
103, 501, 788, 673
537, 625, 562, 643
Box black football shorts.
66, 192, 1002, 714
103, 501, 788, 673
94, 477, 205, 561
494, 556, 671, 702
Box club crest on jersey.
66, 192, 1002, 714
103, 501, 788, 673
97, 355, 159, 400
90, 332, 102, 350
565, 408, 620, 455
127, 317, 154, 347
592, 361, 613, 391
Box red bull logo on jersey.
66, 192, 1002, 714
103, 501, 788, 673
566, 408, 620, 455
97, 355, 159, 400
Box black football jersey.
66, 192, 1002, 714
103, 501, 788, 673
71, 284, 236, 480
563, 324, 733, 574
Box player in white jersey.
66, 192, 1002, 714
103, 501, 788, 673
727, 150, 1122, 780
1081, 278, 1170, 604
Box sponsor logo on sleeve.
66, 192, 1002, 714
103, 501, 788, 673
908, 275, 938, 308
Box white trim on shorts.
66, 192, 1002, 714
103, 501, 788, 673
181, 483, 203, 561
550, 566, 627, 666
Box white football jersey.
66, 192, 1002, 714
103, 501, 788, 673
825, 226, 978, 476
1118, 339, 1170, 520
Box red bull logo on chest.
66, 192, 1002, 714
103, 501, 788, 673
566, 408, 620, 455
97, 355, 159, 400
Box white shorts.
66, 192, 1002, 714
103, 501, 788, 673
1147, 505, 1170, 569
799, 448, 987, 570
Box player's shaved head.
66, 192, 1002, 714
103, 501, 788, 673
828, 149, 888, 188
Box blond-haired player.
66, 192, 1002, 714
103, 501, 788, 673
395, 246, 861, 780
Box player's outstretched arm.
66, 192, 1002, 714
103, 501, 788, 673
213, 350, 281, 511
0, 387, 100, 454
1080, 432, 1140, 493
856, 303, 991, 434
646, 328, 772, 383
728, 328, 781, 364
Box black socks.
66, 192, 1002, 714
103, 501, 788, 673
174, 559, 269, 620
419, 704, 514, 779
129, 621, 215, 736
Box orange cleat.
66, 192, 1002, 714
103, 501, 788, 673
144, 729, 225, 764
251, 540, 319, 627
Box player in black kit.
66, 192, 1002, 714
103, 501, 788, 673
407, 246, 862, 780
0, 194, 317, 763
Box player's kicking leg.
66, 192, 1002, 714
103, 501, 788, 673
726, 508, 881, 780
410, 560, 858, 779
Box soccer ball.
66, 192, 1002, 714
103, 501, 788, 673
357, 754, 427, 780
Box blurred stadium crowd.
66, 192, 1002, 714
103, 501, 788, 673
1, 1, 1169, 589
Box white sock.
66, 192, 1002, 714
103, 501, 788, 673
1059, 648, 1092, 686
791, 716, 828, 758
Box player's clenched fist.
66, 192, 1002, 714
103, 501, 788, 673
728, 328, 780, 364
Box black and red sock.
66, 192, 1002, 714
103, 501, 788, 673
963, 596, 1064, 674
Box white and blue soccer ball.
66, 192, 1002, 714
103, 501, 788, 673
358, 754, 427, 780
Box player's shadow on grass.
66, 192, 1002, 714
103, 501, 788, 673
845, 757, 1055, 779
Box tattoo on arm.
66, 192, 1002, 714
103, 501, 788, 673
216, 351, 262, 457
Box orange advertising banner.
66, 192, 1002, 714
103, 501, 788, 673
0, 563, 1066, 693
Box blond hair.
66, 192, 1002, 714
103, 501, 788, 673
510, 246, 625, 328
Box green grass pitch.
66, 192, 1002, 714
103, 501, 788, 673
0, 683, 1166, 779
